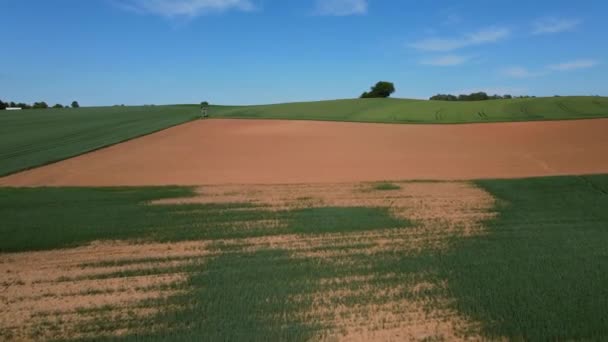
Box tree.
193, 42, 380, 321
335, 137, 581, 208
430, 94, 457, 101
360, 81, 396, 98
71, 101, 80, 108
0, 99, 6, 110
201, 101, 209, 106
33, 102, 49, 109
467, 92, 489, 101
430, 92, 518, 102
53, 104, 64, 109
17, 103, 31, 109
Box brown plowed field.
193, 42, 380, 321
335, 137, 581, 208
2, 118, 608, 187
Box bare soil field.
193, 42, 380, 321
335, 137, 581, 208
2, 118, 608, 186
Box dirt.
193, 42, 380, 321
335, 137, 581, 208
173, 181, 496, 340
2, 118, 608, 186
1, 181, 493, 340
0, 240, 210, 341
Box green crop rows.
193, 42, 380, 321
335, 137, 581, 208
211, 96, 608, 124
0, 105, 199, 176
2, 175, 608, 340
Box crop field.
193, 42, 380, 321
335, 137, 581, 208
0, 105, 198, 176
2, 118, 608, 186
212, 96, 608, 124
1, 176, 608, 340
2, 100, 608, 341
2, 96, 607, 178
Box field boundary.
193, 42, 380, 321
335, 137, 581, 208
208, 112, 608, 126
0, 115, 199, 178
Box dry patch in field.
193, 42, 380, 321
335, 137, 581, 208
2, 181, 495, 341
160, 181, 496, 340
0, 240, 211, 341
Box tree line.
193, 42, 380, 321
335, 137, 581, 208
0, 100, 80, 110
430, 92, 536, 101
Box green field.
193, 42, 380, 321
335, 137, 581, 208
2, 175, 608, 340
2, 96, 607, 177
212, 96, 608, 124
0, 105, 199, 176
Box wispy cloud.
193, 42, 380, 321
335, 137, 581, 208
501, 59, 599, 78
410, 27, 510, 52
548, 59, 599, 71
114, 0, 255, 18
532, 17, 581, 35
315, 0, 367, 16
501, 66, 544, 79
420, 55, 470, 66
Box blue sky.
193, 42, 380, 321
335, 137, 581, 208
1, 0, 607, 106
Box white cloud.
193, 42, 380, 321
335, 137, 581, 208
501, 66, 545, 79
420, 55, 470, 66
548, 59, 599, 71
500, 60, 599, 79
315, 0, 367, 16
410, 27, 510, 52
533, 17, 581, 35
115, 0, 255, 18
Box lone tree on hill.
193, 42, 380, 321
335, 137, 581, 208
360, 81, 396, 98
71, 101, 80, 108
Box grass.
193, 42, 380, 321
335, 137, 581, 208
442, 175, 608, 340
372, 182, 402, 191
0, 187, 407, 252
0, 105, 199, 176
211, 96, 608, 124
2, 96, 607, 178
2, 176, 608, 340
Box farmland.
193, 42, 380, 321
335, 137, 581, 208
211, 96, 608, 124
2, 96, 608, 177
2, 118, 608, 186
2, 176, 608, 340
2, 98, 608, 341
0, 105, 198, 176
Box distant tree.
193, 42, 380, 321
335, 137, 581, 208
201, 101, 209, 106
33, 101, 49, 109
16, 102, 30, 109
504, 94, 513, 99
71, 101, 80, 108
0, 99, 6, 110
53, 104, 64, 108
9, 101, 17, 107
360, 81, 396, 98
430, 94, 457, 101
468, 92, 489, 101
